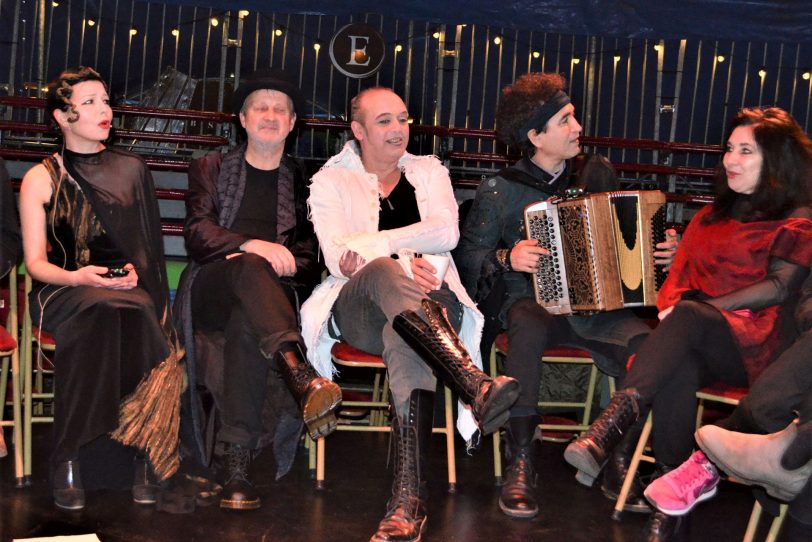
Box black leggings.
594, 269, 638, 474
624, 300, 749, 466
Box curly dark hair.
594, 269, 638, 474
45, 66, 107, 126
495, 73, 567, 156
709, 107, 812, 223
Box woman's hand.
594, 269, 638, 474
658, 305, 675, 321
71, 263, 138, 290
240, 239, 296, 277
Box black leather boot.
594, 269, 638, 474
499, 415, 541, 518
219, 443, 260, 510
601, 415, 650, 513
132, 455, 160, 504
275, 342, 342, 441
370, 389, 433, 542
564, 389, 641, 486
393, 299, 519, 435
53, 460, 85, 510
642, 510, 689, 542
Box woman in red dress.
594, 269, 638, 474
564, 106, 812, 539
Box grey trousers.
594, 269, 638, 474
333, 257, 463, 419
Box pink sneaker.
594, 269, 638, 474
644, 451, 720, 515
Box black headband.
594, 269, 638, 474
517, 90, 572, 143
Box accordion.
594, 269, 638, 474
523, 190, 668, 315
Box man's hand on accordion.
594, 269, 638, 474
510, 239, 550, 273
654, 228, 679, 271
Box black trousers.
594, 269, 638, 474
717, 331, 812, 526
191, 253, 301, 447
31, 284, 167, 467
505, 297, 646, 414
624, 300, 749, 467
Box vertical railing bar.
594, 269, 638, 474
476, 27, 491, 154
7, 0, 21, 100
621, 38, 633, 164
789, 43, 800, 115
719, 42, 735, 141
741, 42, 752, 109
281, 13, 290, 70
686, 41, 702, 148
758, 43, 767, 105
462, 24, 475, 154
635, 39, 650, 164
201, 7, 213, 114
773, 42, 784, 105
403, 20, 414, 112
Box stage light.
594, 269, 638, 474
532, 51, 540, 59
171, 28, 179, 37
274, 27, 284, 37
313, 41, 322, 52
210, 17, 219, 27
432, 30, 441, 39
238, 10, 249, 18
493, 35, 502, 45
654, 43, 662, 52
52, 1, 59, 7
758, 67, 767, 78
129, 27, 138, 36
395, 42, 403, 53
613, 52, 621, 62
716, 55, 725, 62
572, 57, 581, 65
802, 71, 811, 81
87, 19, 96, 27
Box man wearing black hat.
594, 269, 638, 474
174, 68, 341, 510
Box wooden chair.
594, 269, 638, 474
310, 341, 458, 492
0, 267, 24, 485
490, 331, 615, 483
612, 383, 787, 541
20, 270, 57, 482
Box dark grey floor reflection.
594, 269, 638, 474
0, 427, 778, 541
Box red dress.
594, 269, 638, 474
658, 205, 812, 383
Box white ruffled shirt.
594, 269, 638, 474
301, 140, 484, 441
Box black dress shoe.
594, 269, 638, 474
132, 455, 160, 504
53, 460, 85, 511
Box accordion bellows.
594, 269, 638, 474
524, 190, 668, 315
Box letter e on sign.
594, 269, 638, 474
330, 23, 385, 78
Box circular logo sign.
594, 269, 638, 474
329, 23, 385, 79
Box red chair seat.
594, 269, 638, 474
331, 341, 385, 366
30, 327, 56, 348
0, 327, 16, 352
697, 383, 748, 402
494, 332, 592, 359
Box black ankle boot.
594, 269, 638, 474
642, 510, 689, 542
370, 389, 433, 542
132, 455, 159, 504
53, 460, 85, 510
393, 299, 519, 435
564, 389, 641, 486
601, 415, 650, 513
219, 443, 260, 510
499, 415, 541, 518
275, 342, 342, 441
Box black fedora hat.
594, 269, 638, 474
232, 67, 305, 118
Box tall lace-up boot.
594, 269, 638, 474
601, 415, 651, 513
274, 342, 342, 440
219, 443, 260, 510
370, 389, 433, 542
393, 299, 519, 435
499, 415, 542, 518
564, 388, 641, 485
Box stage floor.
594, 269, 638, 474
0, 426, 776, 541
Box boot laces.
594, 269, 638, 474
585, 393, 638, 449
224, 445, 251, 484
